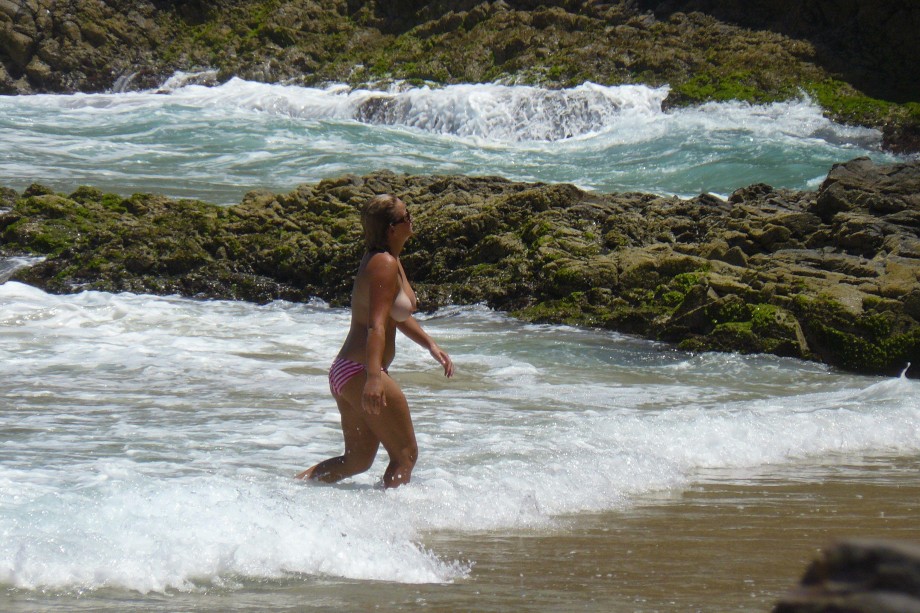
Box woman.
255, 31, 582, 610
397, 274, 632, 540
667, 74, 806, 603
296, 194, 453, 488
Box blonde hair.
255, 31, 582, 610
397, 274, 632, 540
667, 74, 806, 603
361, 194, 401, 252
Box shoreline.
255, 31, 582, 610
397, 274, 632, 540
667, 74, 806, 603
2, 454, 917, 612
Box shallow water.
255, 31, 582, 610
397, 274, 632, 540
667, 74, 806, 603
1, 282, 917, 610
7, 462, 919, 613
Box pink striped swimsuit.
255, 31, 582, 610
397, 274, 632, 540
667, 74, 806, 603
328, 358, 387, 396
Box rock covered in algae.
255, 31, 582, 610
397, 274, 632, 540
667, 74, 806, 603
1, 157, 919, 376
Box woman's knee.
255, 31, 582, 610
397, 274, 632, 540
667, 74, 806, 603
354, 453, 376, 473
344, 445, 377, 472
396, 443, 418, 467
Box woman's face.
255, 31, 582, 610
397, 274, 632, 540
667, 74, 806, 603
389, 199, 413, 237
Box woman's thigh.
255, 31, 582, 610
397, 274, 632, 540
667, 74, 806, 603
334, 391, 380, 461
338, 372, 416, 459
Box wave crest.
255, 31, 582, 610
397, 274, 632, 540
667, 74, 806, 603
157, 75, 668, 142
349, 82, 668, 141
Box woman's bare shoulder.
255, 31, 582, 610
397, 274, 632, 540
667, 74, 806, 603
363, 251, 398, 278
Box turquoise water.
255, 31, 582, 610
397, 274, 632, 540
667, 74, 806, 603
0, 78, 903, 204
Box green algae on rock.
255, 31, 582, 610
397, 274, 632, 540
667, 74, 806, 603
2, 158, 919, 377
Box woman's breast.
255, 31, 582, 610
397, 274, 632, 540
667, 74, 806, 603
390, 286, 415, 322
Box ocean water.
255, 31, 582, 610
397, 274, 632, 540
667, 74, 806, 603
0, 77, 903, 204
0, 282, 918, 610
2, 78, 919, 611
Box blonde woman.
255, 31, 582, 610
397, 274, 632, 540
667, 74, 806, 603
296, 194, 453, 488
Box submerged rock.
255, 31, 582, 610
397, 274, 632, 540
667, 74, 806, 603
1, 157, 919, 376
774, 539, 920, 613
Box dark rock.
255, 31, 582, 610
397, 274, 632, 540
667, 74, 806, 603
80, 21, 108, 47
24, 55, 51, 83
0, 185, 16, 211
663, 283, 719, 335
883, 122, 920, 155
753, 223, 793, 250
637, 1, 920, 103
752, 304, 808, 357
774, 539, 920, 613
0, 0, 20, 19
729, 182, 775, 204
904, 291, 920, 321
720, 246, 748, 267
0, 59, 11, 91
832, 213, 888, 256
22, 183, 54, 197
0, 22, 35, 68
815, 157, 920, 222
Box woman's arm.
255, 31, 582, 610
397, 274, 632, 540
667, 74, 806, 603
397, 316, 454, 378
363, 253, 399, 414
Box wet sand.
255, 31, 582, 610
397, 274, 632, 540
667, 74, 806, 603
372, 456, 919, 612
4, 456, 918, 612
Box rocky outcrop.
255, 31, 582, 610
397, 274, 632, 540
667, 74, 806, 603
638, 0, 920, 104
1, 157, 919, 376
774, 539, 920, 613
0, 0, 819, 93
1, 1, 917, 151
636, 1, 920, 153
0, 0, 172, 93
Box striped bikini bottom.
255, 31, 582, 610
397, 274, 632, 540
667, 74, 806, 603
328, 358, 387, 396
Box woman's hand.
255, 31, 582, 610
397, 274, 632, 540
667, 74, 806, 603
362, 374, 386, 415
430, 344, 454, 378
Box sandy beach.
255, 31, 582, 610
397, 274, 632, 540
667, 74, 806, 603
5, 456, 915, 612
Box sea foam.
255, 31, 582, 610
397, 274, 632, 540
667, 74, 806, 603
2, 284, 918, 592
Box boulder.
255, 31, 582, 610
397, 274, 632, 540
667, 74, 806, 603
774, 539, 920, 613
24, 54, 50, 83
0, 0, 22, 19
0, 185, 16, 211
0, 58, 11, 91
814, 157, 920, 221
0, 22, 34, 68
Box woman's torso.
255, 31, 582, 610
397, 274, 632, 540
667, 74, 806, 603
336, 251, 417, 367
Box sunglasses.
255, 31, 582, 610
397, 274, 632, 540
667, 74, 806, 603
391, 209, 412, 226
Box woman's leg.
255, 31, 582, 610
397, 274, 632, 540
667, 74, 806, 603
296, 372, 417, 488
295, 389, 380, 482
364, 373, 418, 488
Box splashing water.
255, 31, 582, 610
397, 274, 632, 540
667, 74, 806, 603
0, 77, 903, 204
1, 282, 917, 593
